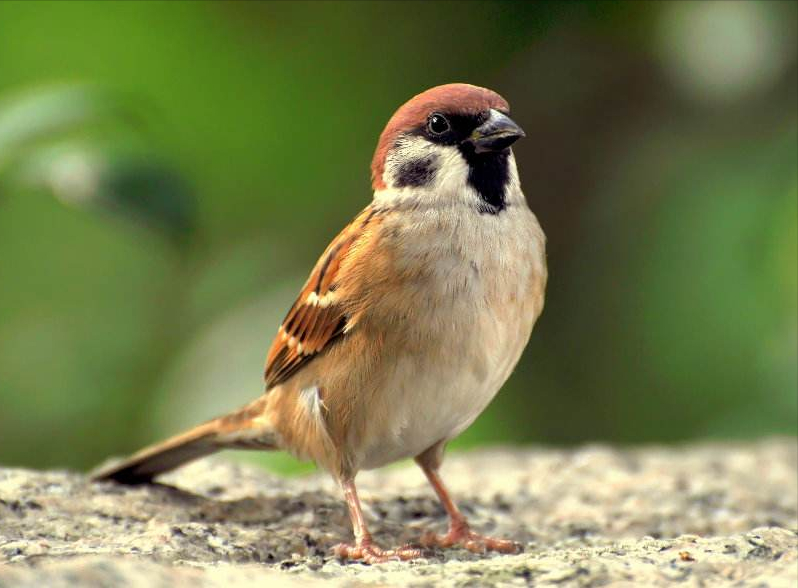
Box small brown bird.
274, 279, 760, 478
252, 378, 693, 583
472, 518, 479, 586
93, 83, 547, 563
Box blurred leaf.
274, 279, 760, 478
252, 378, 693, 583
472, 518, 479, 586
0, 83, 136, 162
16, 143, 196, 245
101, 155, 196, 245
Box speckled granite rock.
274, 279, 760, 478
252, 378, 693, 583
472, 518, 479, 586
1, 440, 796, 587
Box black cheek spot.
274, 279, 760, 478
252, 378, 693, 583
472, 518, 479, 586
394, 156, 438, 188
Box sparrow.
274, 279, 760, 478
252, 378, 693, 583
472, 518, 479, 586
93, 83, 547, 563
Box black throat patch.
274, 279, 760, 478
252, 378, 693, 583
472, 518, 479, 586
459, 147, 510, 214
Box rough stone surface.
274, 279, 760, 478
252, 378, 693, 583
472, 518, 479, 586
0, 439, 796, 587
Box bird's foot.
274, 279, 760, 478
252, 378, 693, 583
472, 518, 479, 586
420, 520, 522, 554
333, 538, 424, 563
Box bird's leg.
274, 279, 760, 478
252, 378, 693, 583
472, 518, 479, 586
333, 477, 423, 563
416, 457, 522, 554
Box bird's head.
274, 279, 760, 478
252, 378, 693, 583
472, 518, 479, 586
371, 83, 525, 212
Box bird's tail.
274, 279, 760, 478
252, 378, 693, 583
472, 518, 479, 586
91, 397, 277, 484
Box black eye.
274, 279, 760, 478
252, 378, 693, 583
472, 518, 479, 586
427, 113, 450, 135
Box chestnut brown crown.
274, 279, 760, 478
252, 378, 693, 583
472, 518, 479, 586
370, 83, 511, 190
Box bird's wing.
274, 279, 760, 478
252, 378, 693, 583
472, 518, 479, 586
264, 204, 383, 389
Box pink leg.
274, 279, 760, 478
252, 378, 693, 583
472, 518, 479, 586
417, 461, 522, 554
333, 478, 424, 563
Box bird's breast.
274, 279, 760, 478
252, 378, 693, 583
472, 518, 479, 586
354, 203, 547, 470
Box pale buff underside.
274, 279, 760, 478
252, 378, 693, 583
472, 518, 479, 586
258, 153, 547, 479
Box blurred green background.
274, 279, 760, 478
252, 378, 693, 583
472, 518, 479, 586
0, 1, 795, 474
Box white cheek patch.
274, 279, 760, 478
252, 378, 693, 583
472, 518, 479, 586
433, 147, 472, 194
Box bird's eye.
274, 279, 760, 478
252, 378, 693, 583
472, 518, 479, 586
427, 113, 450, 135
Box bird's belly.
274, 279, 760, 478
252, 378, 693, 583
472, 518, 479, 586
357, 297, 534, 470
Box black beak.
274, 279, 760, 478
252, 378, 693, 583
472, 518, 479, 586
465, 109, 525, 154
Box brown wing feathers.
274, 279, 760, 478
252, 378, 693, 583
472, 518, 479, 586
264, 206, 380, 389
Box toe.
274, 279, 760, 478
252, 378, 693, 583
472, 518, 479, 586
463, 537, 487, 554
386, 544, 425, 560
418, 527, 522, 554
483, 536, 523, 554
333, 541, 424, 563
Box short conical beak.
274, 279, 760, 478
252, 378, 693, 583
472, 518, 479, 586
465, 109, 525, 154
